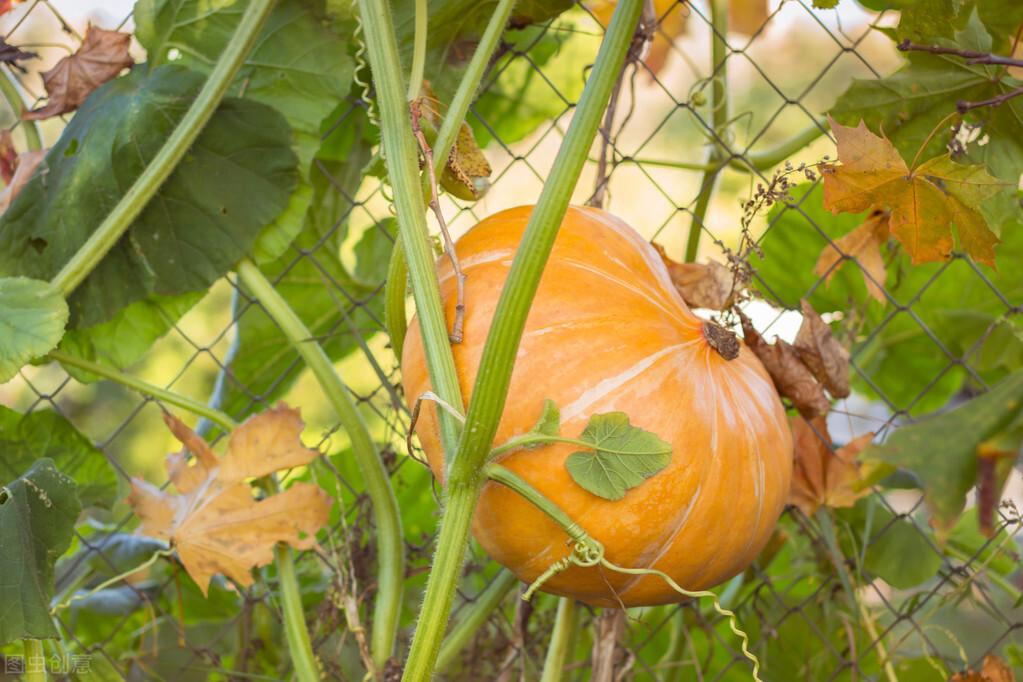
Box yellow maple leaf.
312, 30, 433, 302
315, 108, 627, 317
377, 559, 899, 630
815, 209, 890, 303
822, 118, 1006, 267
126, 404, 331, 595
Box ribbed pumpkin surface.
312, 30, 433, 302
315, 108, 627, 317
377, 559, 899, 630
401, 205, 793, 606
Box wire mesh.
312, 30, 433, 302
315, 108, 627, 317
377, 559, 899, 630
1, 1, 1021, 680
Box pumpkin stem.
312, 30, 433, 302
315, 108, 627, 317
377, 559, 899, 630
703, 321, 740, 360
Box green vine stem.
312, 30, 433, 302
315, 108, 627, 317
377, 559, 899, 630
434, 568, 519, 672
485, 463, 763, 681
401, 4, 643, 678
358, 0, 464, 458
631, 118, 829, 174
407, 0, 428, 101
540, 598, 580, 682
48, 350, 236, 431
235, 257, 403, 669
0, 66, 41, 151
379, 0, 515, 414
684, 0, 728, 263
23, 639, 46, 682
384, 236, 410, 360
275, 545, 321, 682
50, 0, 277, 298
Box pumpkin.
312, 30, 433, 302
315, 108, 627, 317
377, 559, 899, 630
402, 205, 793, 607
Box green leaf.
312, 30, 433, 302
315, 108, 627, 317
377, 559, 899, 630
864, 516, 942, 589
0, 405, 118, 509
471, 21, 589, 149
56, 292, 203, 382
219, 121, 380, 420
0, 65, 297, 328
352, 218, 397, 288
862, 369, 1023, 530
528, 399, 561, 441
754, 183, 879, 311
0, 277, 68, 383
68, 585, 148, 617
135, 0, 353, 171
565, 413, 671, 501
77, 533, 166, 577
0, 458, 82, 644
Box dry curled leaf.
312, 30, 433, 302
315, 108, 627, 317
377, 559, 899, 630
415, 82, 491, 201
741, 312, 831, 418
789, 416, 873, 515
0, 147, 45, 214
815, 208, 890, 303
0, 38, 36, 67
24, 25, 133, 121
126, 404, 331, 595
794, 300, 850, 398
950, 654, 1016, 682
822, 118, 1006, 267
654, 243, 737, 310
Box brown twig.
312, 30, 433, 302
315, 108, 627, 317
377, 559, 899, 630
410, 99, 466, 343
897, 39, 1023, 112
586, 0, 656, 208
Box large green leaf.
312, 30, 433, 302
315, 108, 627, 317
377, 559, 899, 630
219, 112, 383, 420
862, 369, 1023, 530
0, 65, 297, 328
0, 277, 68, 382
135, 0, 353, 170
0, 458, 82, 644
0, 405, 117, 509
56, 292, 202, 383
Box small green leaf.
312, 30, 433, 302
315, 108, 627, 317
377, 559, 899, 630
0, 405, 118, 509
813, 0, 839, 7
528, 399, 561, 442
862, 369, 1023, 530
352, 218, 397, 288
0, 276, 68, 382
565, 413, 671, 501
0, 458, 82, 644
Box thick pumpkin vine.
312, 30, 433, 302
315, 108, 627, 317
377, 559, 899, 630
1, 0, 1023, 680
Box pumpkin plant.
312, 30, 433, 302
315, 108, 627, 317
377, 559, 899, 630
1, 0, 1023, 679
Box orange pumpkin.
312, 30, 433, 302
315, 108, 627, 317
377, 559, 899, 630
402, 205, 793, 606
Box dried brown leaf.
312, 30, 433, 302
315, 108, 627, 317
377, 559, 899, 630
789, 416, 872, 515
741, 313, 831, 418
794, 300, 850, 398
0, 147, 45, 214
127, 404, 331, 594
950, 654, 1016, 682
814, 209, 890, 303
24, 25, 133, 121
654, 243, 738, 310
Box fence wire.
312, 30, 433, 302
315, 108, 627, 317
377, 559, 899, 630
2, 1, 1022, 680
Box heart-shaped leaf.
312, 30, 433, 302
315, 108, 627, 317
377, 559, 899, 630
565, 412, 671, 501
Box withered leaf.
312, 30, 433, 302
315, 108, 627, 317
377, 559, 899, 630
0, 1, 24, 18
25, 25, 133, 121
822, 118, 1006, 267
789, 416, 873, 516
126, 404, 331, 595
741, 312, 830, 418
950, 654, 1016, 682
794, 300, 850, 398
0, 38, 35, 66
0, 147, 45, 214
415, 82, 492, 201
655, 243, 738, 310
815, 209, 889, 303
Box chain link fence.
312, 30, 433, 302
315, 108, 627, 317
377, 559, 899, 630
2, 0, 1022, 680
